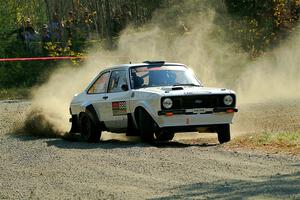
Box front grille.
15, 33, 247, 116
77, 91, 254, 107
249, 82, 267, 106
161, 94, 236, 110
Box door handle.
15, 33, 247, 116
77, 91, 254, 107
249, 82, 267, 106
103, 96, 108, 100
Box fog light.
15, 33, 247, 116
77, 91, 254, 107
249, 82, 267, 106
165, 112, 174, 117
226, 109, 234, 113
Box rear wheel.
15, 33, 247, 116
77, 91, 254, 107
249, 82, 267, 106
80, 113, 101, 143
138, 109, 155, 143
217, 124, 231, 144
155, 130, 175, 141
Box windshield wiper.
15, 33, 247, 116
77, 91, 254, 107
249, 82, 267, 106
173, 83, 201, 87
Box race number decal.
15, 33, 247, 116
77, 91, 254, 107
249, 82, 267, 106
112, 101, 127, 116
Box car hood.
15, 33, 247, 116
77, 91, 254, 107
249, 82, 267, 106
135, 86, 235, 96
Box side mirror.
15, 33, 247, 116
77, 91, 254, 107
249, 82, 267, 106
121, 84, 129, 91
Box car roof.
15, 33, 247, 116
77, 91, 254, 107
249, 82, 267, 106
106, 62, 186, 71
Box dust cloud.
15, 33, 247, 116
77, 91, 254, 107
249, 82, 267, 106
20, 0, 299, 136
237, 28, 300, 103
14, 109, 61, 137
231, 24, 300, 136
29, 52, 127, 134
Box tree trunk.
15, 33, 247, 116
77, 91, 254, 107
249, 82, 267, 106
45, 0, 51, 23
104, 0, 113, 49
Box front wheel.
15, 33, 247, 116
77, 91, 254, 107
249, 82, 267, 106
217, 124, 231, 144
80, 113, 101, 143
155, 130, 175, 141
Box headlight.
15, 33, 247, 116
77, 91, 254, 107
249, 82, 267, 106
223, 95, 233, 106
162, 98, 173, 109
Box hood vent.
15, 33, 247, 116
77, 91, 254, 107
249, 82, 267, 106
172, 87, 184, 90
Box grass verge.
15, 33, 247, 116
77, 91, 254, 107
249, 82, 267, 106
0, 87, 31, 100
227, 131, 300, 156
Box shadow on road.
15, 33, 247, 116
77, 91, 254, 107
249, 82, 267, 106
9, 131, 218, 149
45, 138, 218, 150
150, 171, 300, 199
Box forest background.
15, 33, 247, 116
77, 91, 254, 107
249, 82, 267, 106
0, 0, 299, 93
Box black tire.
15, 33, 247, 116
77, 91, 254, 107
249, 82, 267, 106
138, 109, 155, 143
80, 113, 101, 143
155, 130, 175, 141
217, 124, 231, 144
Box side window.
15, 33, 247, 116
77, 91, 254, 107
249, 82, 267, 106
88, 72, 110, 94
107, 70, 128, 93
131, 68, 148, 89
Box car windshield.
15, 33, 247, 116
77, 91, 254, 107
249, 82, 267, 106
130, 65, 202, 89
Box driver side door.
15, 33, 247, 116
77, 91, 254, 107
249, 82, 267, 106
101, 69, 131, 132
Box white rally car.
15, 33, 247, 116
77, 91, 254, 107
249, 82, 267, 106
69, 61, 238, 143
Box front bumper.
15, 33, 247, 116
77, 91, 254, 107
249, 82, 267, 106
155, 107, 238, 128
158, 107, 238, 115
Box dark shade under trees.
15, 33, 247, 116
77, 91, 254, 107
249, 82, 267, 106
0, 0, 299, 88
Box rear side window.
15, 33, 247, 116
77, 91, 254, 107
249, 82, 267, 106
107, 70, 128, 93
88, 72, 110, 94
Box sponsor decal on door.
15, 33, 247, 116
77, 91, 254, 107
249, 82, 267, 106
112, 101, 127, 116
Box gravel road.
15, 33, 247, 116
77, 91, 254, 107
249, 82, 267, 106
0, 100, 299, 199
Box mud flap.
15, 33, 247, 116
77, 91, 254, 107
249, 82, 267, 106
126, 114, 140, 136
69, 115, 79, 133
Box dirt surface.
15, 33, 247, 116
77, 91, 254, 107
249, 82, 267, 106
231, 99, 300, 135
0, 100, 300, 199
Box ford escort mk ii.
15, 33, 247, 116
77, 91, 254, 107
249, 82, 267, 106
69, 61, 238, 143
